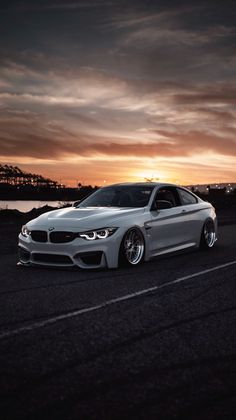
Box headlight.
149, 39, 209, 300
79, 227, 117, 241
21, 225, 31, 237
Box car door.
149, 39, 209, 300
176, 187, 204, 243
148, 187, 196, 255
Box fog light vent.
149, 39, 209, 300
77, 252, 103, 266
18, 247, 30, 262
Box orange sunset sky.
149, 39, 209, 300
0, 0, 235, 187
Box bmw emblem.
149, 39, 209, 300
48, 227, 55, 231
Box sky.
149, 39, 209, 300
0, 0, 235, 186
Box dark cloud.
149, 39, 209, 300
173, 85, 236, 105
0, 110, 235, 160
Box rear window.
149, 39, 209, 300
178, 188, 198, 205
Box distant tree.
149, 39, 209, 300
145, 177, 159, 182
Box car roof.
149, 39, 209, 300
102, 182, 180, 188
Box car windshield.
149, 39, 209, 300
77, 185, 155, 208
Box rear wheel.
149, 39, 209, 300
201, 220, 216, 248
119, 228, 145, 266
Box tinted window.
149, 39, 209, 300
155, 188, 177, 207
178, 188, 198, 205
78, 185, 154, 208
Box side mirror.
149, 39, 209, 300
73, 200, 80, 207
155, 199, 173, 210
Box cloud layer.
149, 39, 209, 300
0, 0, 235, 185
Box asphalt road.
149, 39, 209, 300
0, 224, 236, 420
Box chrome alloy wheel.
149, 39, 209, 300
122, 228, 145, 265
202, 220, 216, 248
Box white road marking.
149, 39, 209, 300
1, 260, 236, 340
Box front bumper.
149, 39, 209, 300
18, 232, 121, 269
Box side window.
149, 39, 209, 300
178, 188, 198, 205
155, 188, 177, 207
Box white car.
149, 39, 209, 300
18, 183, 217, 269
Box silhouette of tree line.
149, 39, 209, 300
0, 164, 235, 207
0, 164, 61, 188
0, 164, 98, 200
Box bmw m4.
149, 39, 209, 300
18, 183, 217, 269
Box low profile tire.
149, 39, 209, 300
119, 228, 145, 267
200, 219, 216, 249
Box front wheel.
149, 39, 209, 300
119, 228, 145, 267
201, 220, 216, 249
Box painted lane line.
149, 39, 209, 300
167, 260, 236, 283
1, 260, 236, 341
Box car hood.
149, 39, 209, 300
27, 207, 146, 230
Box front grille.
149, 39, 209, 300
49, 231, 77, 243
32, 253, 73, 265
31, 230, 47, 243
